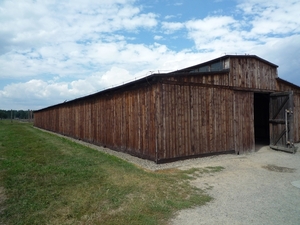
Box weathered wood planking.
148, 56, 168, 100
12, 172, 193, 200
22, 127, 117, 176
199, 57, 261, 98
155, 83, 235, 161
233, 91, 255, 154
230, 57, 277, 90
276, 79, 300, 143
34, 83, 158, 161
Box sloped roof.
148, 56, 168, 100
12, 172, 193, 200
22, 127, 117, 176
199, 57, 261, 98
277, 77, 300, 90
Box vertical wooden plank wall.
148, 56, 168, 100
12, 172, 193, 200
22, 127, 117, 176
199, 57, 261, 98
156, 83, 235, 161
230, 58, 277, 90
34, 84, 158, 161
276, 81, 300, 143
233, 91, 255, 154
294, 94, 300, 143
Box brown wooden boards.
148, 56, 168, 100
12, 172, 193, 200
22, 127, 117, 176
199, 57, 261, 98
34, 84, 158, 161
230, 57, 277, 90
234, 91, 255, 154
155, 83, 235, 161
269, 92, 297, 153
276, 79, 300, 143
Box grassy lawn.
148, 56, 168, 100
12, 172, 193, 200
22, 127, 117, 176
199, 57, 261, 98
0, 120, 215, 225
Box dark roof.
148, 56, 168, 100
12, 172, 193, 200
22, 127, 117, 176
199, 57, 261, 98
277, 77, 300, 90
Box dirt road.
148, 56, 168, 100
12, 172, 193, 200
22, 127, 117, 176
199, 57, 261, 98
171, 145, 300, 225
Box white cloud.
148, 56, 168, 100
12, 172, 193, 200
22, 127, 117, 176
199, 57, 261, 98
0, 47, 213, 110
174, 2, 183, 6
0, 0, 159, 84
0, 0, 300, 110
0, 66, 141, 110
237, 0, 300, 36
1, 4, 154, 53
99, 67, 133, 87
0, 79, 66, 109
164, 15, 176, 20
154, 35, 163, 40
161, 22, 184, 34
185, 16, 242, 52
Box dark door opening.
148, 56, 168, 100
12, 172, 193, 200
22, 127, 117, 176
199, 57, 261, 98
254, 93, 270, 146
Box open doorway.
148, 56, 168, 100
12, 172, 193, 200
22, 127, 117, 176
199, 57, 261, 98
254, 93, 270, 149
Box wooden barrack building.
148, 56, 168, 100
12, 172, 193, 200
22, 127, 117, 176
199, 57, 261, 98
34, 55, 300, 163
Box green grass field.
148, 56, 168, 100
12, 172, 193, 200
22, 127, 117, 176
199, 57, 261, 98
0, 120, 215, 225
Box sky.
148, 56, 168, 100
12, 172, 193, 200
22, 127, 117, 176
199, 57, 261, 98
0, 0, 300, 110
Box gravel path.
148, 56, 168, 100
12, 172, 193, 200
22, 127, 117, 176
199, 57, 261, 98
171, 145, 300, 225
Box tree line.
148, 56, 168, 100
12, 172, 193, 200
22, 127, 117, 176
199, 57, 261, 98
0, 110, 34, 120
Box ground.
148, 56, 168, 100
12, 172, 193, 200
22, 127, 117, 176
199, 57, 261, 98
5, 128, 299, 225
171, 145, 300, 225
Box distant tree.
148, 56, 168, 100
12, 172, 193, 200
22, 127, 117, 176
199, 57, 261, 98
0, 109, 33, 119
0, 110, 5, 119
15, 110, 27, 119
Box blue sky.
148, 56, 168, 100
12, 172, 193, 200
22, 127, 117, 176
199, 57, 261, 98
0, 0, 299, 110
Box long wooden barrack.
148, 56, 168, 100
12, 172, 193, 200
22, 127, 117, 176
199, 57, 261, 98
34, 55, 300, 162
